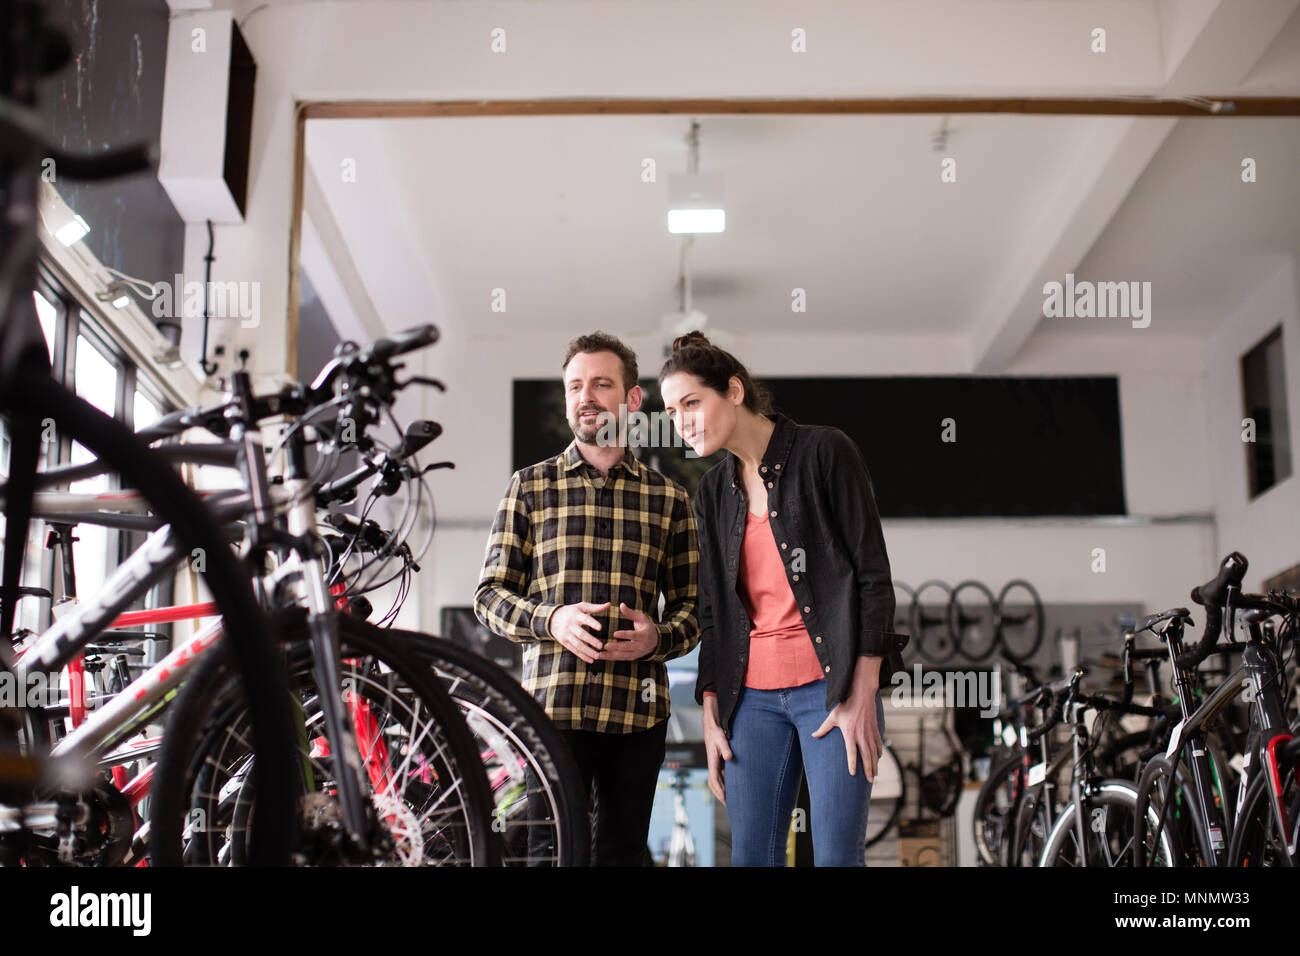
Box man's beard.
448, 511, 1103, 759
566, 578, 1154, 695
571, 408, 618, 446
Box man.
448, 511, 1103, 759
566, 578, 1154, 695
473, 331, 700, 866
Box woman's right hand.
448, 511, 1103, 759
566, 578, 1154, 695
702, 697, 733, 804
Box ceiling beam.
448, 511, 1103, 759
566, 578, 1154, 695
301, 95, 1300, 121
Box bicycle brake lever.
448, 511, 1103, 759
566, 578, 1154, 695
396, 375, 446, 392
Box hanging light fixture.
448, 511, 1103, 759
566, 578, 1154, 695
667, 120, 725, 234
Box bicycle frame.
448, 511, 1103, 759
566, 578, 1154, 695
1150, 610, 1298, 864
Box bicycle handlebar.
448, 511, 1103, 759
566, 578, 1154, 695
1177, 552, 1247, 669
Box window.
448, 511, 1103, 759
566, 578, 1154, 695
1, 266, 177, 636
1241, 327, 1293, 498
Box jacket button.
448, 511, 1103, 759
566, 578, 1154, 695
770, 510, 777, 518
792, 574, 800, 581
824, 665, 831, 673
767, 481, 773, 488
760, 465, 767, 473
815, 635, 822, 643
774, 463, 781, 470
780, 542, 787, 550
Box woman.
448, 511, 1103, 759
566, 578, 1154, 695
659, 332, 907, 867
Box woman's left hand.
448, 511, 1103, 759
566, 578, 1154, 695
811, 656, 883, 781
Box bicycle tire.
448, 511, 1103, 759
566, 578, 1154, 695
1, 369, 296, 865
996, 579, 1045, 663
149, 609, 499, 866
385, 627, 591, 867
1039, 780, 1178, 866
1132, 754, 1209, 867
910, 580, 957, 665
972, 749, 1024, 866
865, 742, 905, 849
1225, 750, 1300, 867
947, 580, 999, 662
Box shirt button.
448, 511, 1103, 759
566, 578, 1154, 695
770, 510, 777, 518
803, 606, 811, 613
824, 665, 831, 673
792, 574, 800, 581
780, 542, 787, 550
815, 635, 823, 643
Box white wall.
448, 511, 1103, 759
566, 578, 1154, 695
418, 322, 1217, 634
1205, 254, 1300, 586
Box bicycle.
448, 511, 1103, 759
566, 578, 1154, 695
6, 328, 497, 866
1133, 552, 1300, 867
143, 336, 500, 865
1032, 667, 1176, 866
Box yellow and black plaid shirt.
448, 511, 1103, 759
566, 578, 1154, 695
473, 439, 700, 733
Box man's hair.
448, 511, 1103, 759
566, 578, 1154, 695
561, 331, 639, 393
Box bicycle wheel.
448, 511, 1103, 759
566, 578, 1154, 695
388, 627, 590, 866
1039, 780, 1178, 866
996, 580, 1044, 663
1226, 746, 1300, 867
910, 580, 957, 665
0, 369, 296, 866
149, 610, 499, 866
1132, 754, 1206, 867
972, 749, 1024, 866
947, 580, 998, 662
865, 742, 905, 849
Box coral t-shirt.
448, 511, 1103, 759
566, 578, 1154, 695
734, 508, 825, 690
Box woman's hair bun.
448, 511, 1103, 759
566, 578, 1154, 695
670, 330, 712, 353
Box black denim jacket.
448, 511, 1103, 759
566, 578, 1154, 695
692, 412, 909, 736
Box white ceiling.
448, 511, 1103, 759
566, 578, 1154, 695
295, 0, 1300, 371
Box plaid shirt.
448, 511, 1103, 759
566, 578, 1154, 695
473, 440, 700, 733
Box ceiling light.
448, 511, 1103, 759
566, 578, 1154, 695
95, 279, 135, 310
668, 173, 725, 235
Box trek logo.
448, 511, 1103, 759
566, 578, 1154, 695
49, 886, 151, 936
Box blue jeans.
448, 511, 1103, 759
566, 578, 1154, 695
726, 679, 884, 867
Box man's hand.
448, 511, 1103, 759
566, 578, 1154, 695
702, 697, 733, 804
547, 601, 609, 664
810, 656, 884, 780
594, 602, 658, 661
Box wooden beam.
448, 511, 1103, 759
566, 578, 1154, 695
286, 100, 307, 381
300, 96, 1300, 120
